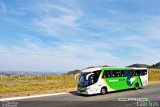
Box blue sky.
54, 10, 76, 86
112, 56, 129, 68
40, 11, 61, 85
0, 0, 160, 72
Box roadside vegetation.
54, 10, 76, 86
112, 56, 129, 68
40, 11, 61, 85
148, 68, 160, 81
0, 74, 77, 98
0, 68, 160, 98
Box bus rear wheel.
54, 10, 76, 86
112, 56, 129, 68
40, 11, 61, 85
100, 87, 107, 95
134, 83, 139, 90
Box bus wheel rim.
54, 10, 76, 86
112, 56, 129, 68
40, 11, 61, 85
102, 88, 106, 94
135, 84, 138, 89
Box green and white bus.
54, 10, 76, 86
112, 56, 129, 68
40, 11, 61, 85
77, 67, 148, 95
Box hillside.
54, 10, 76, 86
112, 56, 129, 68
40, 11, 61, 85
127, 62, 160, 69
67, 70, 81, 74
127, 63, 150, 68
151, 62, 160, 69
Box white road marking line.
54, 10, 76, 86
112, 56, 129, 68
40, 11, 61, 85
0, 92, 68, 101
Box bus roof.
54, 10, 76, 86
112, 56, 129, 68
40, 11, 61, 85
81, 67, 147, 73
82, 67, 103, 72
131, 68, 148, 70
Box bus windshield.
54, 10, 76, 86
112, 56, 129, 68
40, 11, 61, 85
78, 70, 101, 87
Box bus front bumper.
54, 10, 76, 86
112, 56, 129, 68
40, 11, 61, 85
77, 90, 96, 95
77, 90, 88, 95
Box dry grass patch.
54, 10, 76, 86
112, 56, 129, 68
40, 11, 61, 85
148, 68, 160, 81
0, 74, 77, 98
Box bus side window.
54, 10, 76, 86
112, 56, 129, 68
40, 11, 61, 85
93, 70, 101, 82
122, 70, 127, 76
134, 70, 141, 76
112, 70, 115, 77
141, 70, 147, 75
116, 70, 121, 77
102, 70, 111, 78
112, 70, 121, 77
111, 70, 113, 77
94, 70, 101, 79
102, 71, 106, 78
107, 71, 111, 77
121, 70, 124, 76
111, 70, 121, 77
131, 70, 135, 76
122, 70, 131, 77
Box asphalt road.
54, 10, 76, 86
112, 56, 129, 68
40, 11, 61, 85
1, 83, 160, 107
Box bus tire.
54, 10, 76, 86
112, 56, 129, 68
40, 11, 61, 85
134, 83, 139, 90
100, 87, 107, 95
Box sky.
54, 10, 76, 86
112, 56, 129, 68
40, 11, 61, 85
0, 0, 160, 72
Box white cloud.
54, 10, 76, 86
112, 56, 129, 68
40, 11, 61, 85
0, 39, 121, 72
1, 34, 159, 72
31, 1, 82, 36
0, 34, 159, 72
0, 45, 8, 52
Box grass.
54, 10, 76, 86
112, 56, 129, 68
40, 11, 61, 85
0, 68, 160, 98
0, 74, 77, 98
148, 68, 160, 81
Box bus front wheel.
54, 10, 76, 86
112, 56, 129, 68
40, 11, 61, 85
100, 87, 107, 95
134, 83, 139, 90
